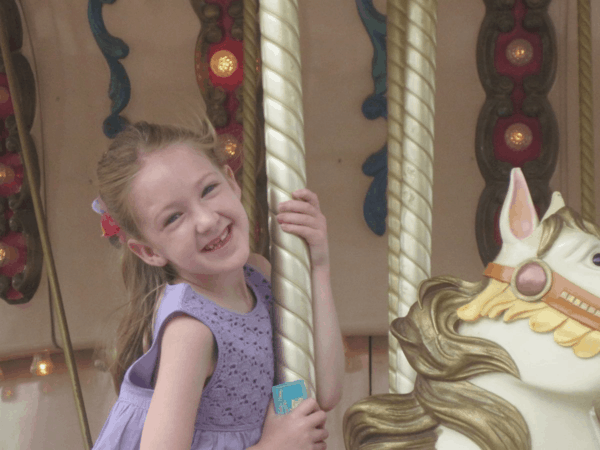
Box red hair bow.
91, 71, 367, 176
93, 197, 126, 245
100, 213, 121, 238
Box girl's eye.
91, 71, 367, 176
593, 253, 600, 267
202, 183, 218, 197
163, 184, 218, 227
165, 213, 181, 227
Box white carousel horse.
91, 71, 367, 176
343, 168, 600, 450
445, 168, 600, 449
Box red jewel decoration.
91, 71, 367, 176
207, 39, 243, 91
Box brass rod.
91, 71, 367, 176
577, 0, 595, 223
242, 0, 260, 253
0, 12, 92, 450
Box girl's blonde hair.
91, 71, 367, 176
96, 120, 228, 393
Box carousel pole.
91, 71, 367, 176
387, 0, 437, 394
577, 0, 595, 224
242, 0, 260, 252
258, 0, 317, 397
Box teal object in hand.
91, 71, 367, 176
272, 380, 307, 415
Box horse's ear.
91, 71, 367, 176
540, 191, 566, 222
499, 168, 539, 245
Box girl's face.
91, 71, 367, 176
127, 143, 250, 280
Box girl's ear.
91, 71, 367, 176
127, 239, 168, 267
223, 164, 241, 198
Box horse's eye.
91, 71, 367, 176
593, 253, 600, 266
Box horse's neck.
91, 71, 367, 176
434, 318, 600, 450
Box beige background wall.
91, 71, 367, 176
0, 0, 598, 449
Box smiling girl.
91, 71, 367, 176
91, 121, 344, 450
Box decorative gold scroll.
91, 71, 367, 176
387, 0, 437, 394
258, 0, 317, 398
242, 0, 260, 252
577, 0, 595, 224
0, 7, 93, 449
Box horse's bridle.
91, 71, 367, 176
485, 259, 600, 332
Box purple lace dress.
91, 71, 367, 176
93, 265, 275, 450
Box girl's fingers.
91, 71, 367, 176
291, 189, 320, 209
317, 428, 329, 442
311, 410, 327, 428
279, 189, 321, 213
294, 397, 320, 416
278, 199, 317, 215
277, 212, 318, 228
279, 223, 321, 243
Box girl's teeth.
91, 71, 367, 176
219, 228, 228, 240
205, 226, 230, 250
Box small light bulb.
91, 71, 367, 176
505, 123, 533, 151
30, 351, 54, 377
506, 39, 533, 66
210, 50, 238, 78
0, 243, 18, 267
0, 164, 15, 185
218, 134, 240, 159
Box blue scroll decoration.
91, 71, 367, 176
88, 0, 131, 138
356, 0, 388, 236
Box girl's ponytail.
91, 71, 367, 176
109, 250, 176, 393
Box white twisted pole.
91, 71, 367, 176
259, 0, 317, 398
387, 0, 437, 394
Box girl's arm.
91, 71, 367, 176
309, 263, 344, 412
140, 315, 214, 450
247, 252, 344, 412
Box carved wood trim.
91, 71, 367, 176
0, 0, 42, 304
475, 0, 558, 265
87, 0, 131, 138
192, 0, 268, 255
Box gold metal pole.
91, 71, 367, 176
578, 0, 595, 224
242, 0, 260, 253
387, 0, 437, 394
259, 0, 317, 398
0, 11, 92, 450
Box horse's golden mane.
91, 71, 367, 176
344, 276, 528, 450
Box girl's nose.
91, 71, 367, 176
192, 204, 219, 234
